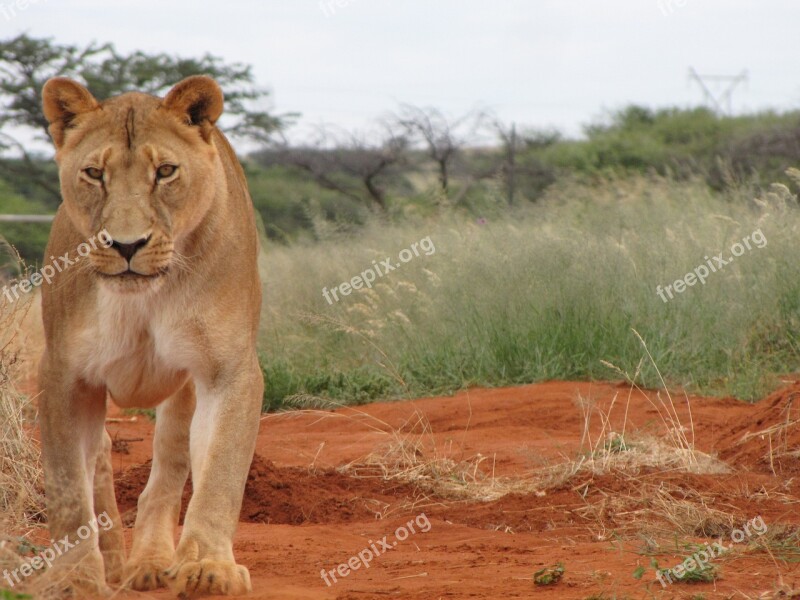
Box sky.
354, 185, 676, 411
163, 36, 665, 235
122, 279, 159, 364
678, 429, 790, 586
2, 0, 800, 148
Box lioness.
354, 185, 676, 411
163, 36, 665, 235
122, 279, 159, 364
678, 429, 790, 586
38, 76, 264, 596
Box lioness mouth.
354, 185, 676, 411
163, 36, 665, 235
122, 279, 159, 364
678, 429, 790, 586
99, 269, 166, 280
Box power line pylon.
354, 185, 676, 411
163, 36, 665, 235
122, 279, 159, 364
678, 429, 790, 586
688, 68, 749, 115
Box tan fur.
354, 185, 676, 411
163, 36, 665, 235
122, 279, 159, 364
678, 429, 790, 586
39, 76, 263, 597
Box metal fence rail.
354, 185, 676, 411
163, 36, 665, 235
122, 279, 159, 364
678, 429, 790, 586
0, 215, 55, 223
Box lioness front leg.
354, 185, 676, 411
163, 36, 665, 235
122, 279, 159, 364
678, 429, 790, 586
39, 364, 111, 595
165, 359, 263, 597
124, 382, 195, 591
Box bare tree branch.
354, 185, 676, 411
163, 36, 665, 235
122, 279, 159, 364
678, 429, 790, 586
264, 125, 408, 212
394, 105, 490, 197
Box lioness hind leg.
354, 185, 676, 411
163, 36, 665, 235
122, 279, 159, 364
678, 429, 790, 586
123, 381, 195, 591
94, 430, 126, 583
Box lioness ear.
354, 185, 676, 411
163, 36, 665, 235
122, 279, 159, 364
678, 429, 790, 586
42, 78, 100, 149
162, 76, 224, 137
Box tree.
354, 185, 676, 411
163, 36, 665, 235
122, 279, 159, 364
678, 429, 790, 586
493, 122, 561, 205
495, 121, 519, 205
395, 105, 488, 196
260, 125, 408, 212
0, 34, 291, 207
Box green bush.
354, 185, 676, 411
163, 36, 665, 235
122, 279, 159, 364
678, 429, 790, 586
530, 106, 800, 186
245, 163, 369, 243
0, 180, 51, 266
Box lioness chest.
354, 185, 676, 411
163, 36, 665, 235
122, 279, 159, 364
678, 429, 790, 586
74, 287, 193, 408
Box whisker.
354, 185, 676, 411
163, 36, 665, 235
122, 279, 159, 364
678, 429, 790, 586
171, 251, 197, 276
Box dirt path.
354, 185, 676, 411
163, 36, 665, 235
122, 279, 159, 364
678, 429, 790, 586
99, 380, 800, 599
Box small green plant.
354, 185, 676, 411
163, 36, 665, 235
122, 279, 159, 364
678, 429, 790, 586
651, 557, 717, 586
12, 537, 44, 557
656, 560, 717, 585
533, 562, 564, 586
751, 524, 800, 563
603, 433, 629, 454
122, 408, 156, 421
0, 590, 33, 600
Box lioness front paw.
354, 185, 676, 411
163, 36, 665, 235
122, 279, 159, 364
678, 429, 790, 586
165, 559, 252, 597
124, 555, 172, 591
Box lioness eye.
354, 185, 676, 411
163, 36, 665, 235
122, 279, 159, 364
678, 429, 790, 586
84, 167, 103, 180
156, 164, 177, 180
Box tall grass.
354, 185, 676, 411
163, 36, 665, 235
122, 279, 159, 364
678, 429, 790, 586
0, 239, 42, 521
259, 174, 800, 410
0, 241, 44, 598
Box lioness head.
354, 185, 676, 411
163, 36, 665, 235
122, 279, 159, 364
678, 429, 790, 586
42, 76, 226, 293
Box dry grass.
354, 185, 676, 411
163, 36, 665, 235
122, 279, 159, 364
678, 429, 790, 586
331, 401, 742, 544
341, 409, 545, 502
734, 392, 800, 475
530, 387, 729, 490
0, 289, 42, 526
0, 278, 45, 597
648, 483, 738, 537
0, 242, 50, 597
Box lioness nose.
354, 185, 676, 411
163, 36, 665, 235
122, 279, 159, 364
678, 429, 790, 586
111, 236, 150, 262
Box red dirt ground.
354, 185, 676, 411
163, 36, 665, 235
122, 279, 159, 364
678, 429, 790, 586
77, 379, 800, 599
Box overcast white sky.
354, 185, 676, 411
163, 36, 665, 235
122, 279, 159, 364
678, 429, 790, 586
4, 0, 800, 146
